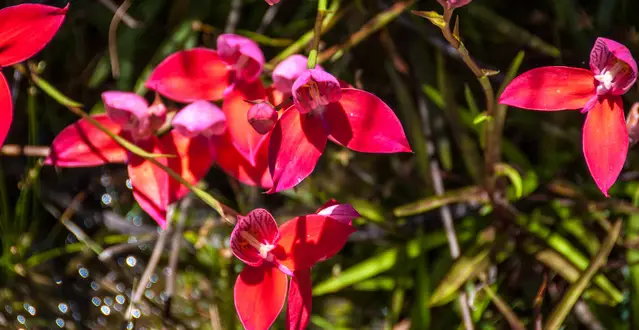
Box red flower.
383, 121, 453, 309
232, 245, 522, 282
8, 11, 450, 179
0, 3, 68, 146
231, 202, 358, 330
268, 69, 412, 193
45, 92, 217, 228
500, 38, 637, 196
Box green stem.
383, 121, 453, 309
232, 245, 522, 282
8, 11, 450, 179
307, 0, 328, 69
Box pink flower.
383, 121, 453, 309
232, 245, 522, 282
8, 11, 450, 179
0, 3, 68, 146
265, 0, 280, 5
438, 0, 472, 9
231, 205, 357, 330
102, 91, 167, 140
145, 34, 264, 103
172, 100, 227, 137
268, 69, 412, 193
247, 102, 278, 134
272, 55, 322, 95
500, 37, 637, 196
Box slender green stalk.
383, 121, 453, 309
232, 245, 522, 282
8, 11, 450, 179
307, 0, 328, 69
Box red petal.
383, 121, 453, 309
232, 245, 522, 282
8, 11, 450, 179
0, 4, 68, 66
0, 73, 12, 146
268, 108, 328, 193
234, 265, 288, 330
44, 114, 127, 167
213, 131, 273, 188
286, 269, 312, 330
222, 80, 268, 163
230, 209, 280, 267
145, 48, 230, 102
161, 131, 216, 202
266, 85, 287, 107
582, 96, 628, 196
315, 200, 360, 225
499, 66, 596, 111
326, 89, 412, 153
127, 138, 170, 228
276, 215, 355, 271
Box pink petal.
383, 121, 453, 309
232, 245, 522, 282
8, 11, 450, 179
145, 48, 230, 102
163, 131, 216, 202
217, 34, 265, 83
172, 101, 227, 137
326, 88, 412, 153
213, 131, 273, 188
589, 37, 637, 95
101, 91, 149, 129
276, 215, 355, 271
292, 69, 342, 114
222, 80, 269, 163
266, 0, 281, 5
438, 0, 472, 9
44, 114, 127, 167
286, 269, 312, 330
268, 108, 328, 193
248, 102, 278, 135
234, 265, 288, 330
0, 4, 68, 66
0, 73, 12, 146
272, 55, 323, 95
499, 66, 596, 111
315, 200, 360, 225
230, 208, 281, 267
582, 96, 628, 197
127, 137, 170, 228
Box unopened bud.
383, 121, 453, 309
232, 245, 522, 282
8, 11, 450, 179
247, 103, 277, 135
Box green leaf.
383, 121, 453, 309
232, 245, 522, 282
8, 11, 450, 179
494, 163, 523, 199
411, 10, 446, 28
473, 113, 492, 125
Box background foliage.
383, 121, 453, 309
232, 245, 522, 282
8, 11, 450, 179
1, 0, 639, 329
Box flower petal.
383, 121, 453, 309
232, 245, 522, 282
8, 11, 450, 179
499, 66, 595, 110
213, 132, 273, 188
145, 48, 230, 102
326, 88, 412, 153
286, 269, 312, 330
172, 101, 227, 138
101, 91, 149, 128
292, 69, 341, 114
217, 34, 265, 83
589, 37, 637, 95
230, 208, 281, 267
268, 108, 328, 193
222, 80, 269, 163
234, 265, 287, 330
582, 96, 628, 197
315, 200, 360, 225
0, 4, 68, 66
44, 115, 127, 167
0, 73, 12, 146
276, 215, 355, 271
272, 55, 322, 95
127, 137, 170, 228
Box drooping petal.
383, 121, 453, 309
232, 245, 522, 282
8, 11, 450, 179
326, 88, 412, 153
145, 48, 230, 102
101, 91, 149, 129
286, 269, 312, 330
230, 208, 281, 267
222, 80, 268, 163
44, 114, 127, 167
172, 101, 227, 138
589, 38, 637, 95
268, 108, 328, 193
213, 132, 273, 188
127, 137, 170, 228
272, 55, 321, 95
162, 131, 216, 202
582, 96, 628, 196
234, 265, 288, 330
0, 73, 12, 146
276, 215, 355, 271
217, 34, 265, 83
0, 4, 68, 66
315, 200, 360, 225
499, 66, 595, 110
292, 69, 342, 114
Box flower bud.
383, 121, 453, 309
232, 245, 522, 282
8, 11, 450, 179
247, 103, 277, 135
172, 101, 227, 138
437, 0, 472, 9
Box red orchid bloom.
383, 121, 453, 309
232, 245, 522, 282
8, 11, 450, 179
145, 34, 264, 103
268, 69, 412, 193
500, 38, 638, 196
266, 0, 280, 5
438, 0, 472, 10
45, 92, 218, 228
231, 202, 358, 330
0, 3, 68, 146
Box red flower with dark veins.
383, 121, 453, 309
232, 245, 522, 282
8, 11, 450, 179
500, 38, 637, 196
0, 3, 68, 146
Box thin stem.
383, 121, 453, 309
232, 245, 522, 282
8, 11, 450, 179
1, 144, 50, 157
225, 0, 242, 33
307, 0, 328, 69
108, 0, 132, 78
165, 197, 191, 318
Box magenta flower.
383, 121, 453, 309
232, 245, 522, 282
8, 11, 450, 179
272, 55, 321, 95
438, 0, 472, 9
102, 91, 167, 140
265, 0, 280, 5
231, 204, 357, 330
172, 100, 227, 137
500, 38, 637, 196
247, 102, 278, 134
268, 69, 412, 193
145, 34, 264, 103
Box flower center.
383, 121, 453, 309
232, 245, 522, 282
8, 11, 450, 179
239, 230, 275, 260
594, 60, 629, 95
